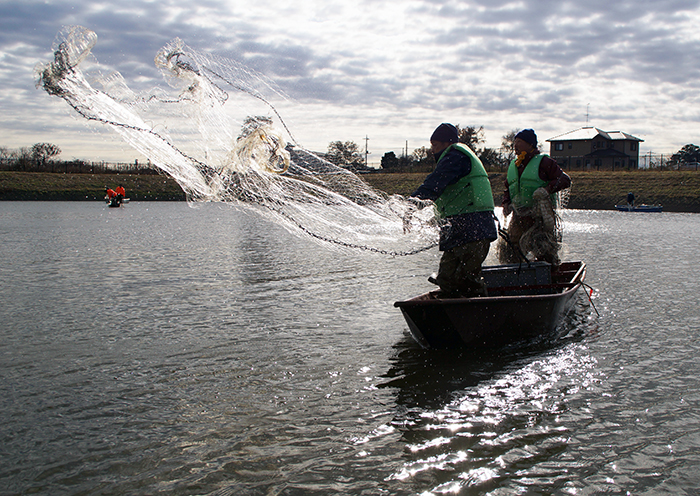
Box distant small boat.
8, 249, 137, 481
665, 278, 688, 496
394, 261, 586, 349
105, 197, 130, 208
615, 204, 662, 212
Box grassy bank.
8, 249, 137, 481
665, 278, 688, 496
363, 170, 700, 213
0, 171, 186, 201
2, 170, 699, 212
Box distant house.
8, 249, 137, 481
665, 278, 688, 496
547, 127, 643, 170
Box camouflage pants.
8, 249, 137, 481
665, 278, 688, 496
435, 239, 491, 297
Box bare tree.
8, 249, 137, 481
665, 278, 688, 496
31, 143, 61, 171
0, 146, 9, 167
478, 147, 507, 171
411, 146, 431, 163
501, 129, 519, 164
456, 125, 485, 150
326, 141, 365, 170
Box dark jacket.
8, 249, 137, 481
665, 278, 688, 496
412, 147, 497, 251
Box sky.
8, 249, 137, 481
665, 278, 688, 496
2, 0, 700, 166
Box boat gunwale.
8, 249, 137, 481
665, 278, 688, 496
394, 261, 586, 308
394, 282, 582, 307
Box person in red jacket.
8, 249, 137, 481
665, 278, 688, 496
115, 184, 126, 202
105, 187, 116, 200
499, 129, 571, 265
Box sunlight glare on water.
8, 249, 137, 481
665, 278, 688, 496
387, 345, 602, 494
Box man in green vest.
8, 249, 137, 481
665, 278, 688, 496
500, 128, 571, 264
411, 123, 497, 297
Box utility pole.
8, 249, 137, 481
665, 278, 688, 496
586, 103, 590, 125
364, 136, 370, 168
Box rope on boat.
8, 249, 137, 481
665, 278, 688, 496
581, 282, 600, 316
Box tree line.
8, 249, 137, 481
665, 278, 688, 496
0, 143, 160, 174
325, 125, 516, 173
325, 128, 700, 173
4, 133, 700, 176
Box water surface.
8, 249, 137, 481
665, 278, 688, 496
2, 202, 700, 495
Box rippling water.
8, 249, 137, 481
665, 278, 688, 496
2, 202, 700, 495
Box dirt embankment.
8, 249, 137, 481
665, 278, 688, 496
362, 170, 700, 213
2, 170, 699, 212
0, 172, 186, 201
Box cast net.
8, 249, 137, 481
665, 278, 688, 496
35, 26, 439, 256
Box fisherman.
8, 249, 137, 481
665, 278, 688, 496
627, 192, 635, 207
105, 187, 116, 201
410, 123, 497, 297
116, 184, 126, 201
499, 128, 571, 265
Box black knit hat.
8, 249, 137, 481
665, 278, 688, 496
514, 129, 538, 148
430, 123, 459, 143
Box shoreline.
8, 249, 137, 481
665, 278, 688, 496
1, 170, 699, 212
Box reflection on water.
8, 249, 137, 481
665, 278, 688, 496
391, 347, 601, 493
3, 203, 700, 495
380, 297, 601, 494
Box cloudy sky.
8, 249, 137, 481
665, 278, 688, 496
3, 0, 700, 165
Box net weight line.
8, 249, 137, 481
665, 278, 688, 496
269, 203, 438, 256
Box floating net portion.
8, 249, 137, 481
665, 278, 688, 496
35, 26, 439, 256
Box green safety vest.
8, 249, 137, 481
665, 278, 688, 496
434, 143, 495, 218
507, 154, 549, 209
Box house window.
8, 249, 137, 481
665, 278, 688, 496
630, 142, 637, 151
568, 143, 573, 149
554, 143, 564, 151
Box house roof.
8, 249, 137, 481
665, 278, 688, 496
547, 126, 643, 143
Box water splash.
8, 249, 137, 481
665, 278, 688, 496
36, 26, 438, 256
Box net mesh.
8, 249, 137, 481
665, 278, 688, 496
35, 26, 439, 256
495, 189, 568, 265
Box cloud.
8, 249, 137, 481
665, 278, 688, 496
2, 0, 700, 162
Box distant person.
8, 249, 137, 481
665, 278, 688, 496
105, 186, 122, 207
410, 123, 497, 297
115, 184, 126, 203
627, 192, 635, 207
499, 128, 571, 265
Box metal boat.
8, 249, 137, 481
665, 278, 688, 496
394, 261, 586, 349
615, 204, 662, 212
